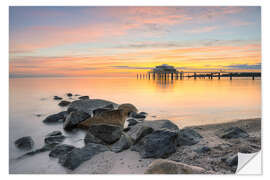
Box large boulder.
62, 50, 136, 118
103, 103, 115, 109
63, 111, 90, 130
77, 109, 130, 128
177, 128, 202, 146
43, 111, 67, 123
59, 143, 109, 170
145, 159, 206, 174
118, 103, 138, 115
126, 123, 154, 143
87, 124, 122, 144
111, 134, 132, 153
67, 99, 118, 115
49, 144, 76, 158
84, 131, 106, 145
92, 108, 112, 117
132, 129, 178, 158
219, 127, 249, 139
14, 136, 34, 150
143, 120, 179, 132
44, 131, 65, 145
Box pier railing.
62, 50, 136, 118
136, 71, 261, 80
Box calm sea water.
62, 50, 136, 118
9, 77, 261, 173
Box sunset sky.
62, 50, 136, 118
9, 6, 261, 78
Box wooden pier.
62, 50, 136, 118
136, 71, 261, 80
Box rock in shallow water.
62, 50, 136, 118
53, 96, 62, 100
68, 99, 118, 115
14, 136, 34, 150
145, 159, 206, 174
130, 112, 146, 119
49, 144, 76, 158
177, 128, 203, 146
87, 124, 122, 144
219, 127, 249, 139
58, 100, 71, 107
17, 144, 57, 159
59, 143, 109, 170
78, 95, 89, 100
44, 131, 65, 145
63, 111, 90, 130
127, 118, 139, 126
43, 111, 67, 123
132, 129, 178, 158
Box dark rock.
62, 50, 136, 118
43, 111, 67, 123
45, 131, 65, 145
88, 124, 122, 144
194, 146, 211, 153
84, 131, 105, 145
49, 144, 76, 158
132, 129, 178, 158
67, 99, 118, 115
219, 127, 249, 139
103, 104, 115, 109
177, 128, 203, 146
139, 112, 148, 115
126, 124, 154, 143
131, 113, 146, 119
123, 127, 131, 132
143, 120, 179, 132
58, 100, 71, 107
92, 108, 111, 117
17, 144, 57, 159
66, 93, 72, 97
111, 134, 132, 153
59, 143, 109, 170
127, 119, 139, 126
78, 96, 89, 100
46, 131, 62, 137
14, 136, 34, 150
35, 114, 42, 117
53, 96, 63, 100
226, 154, 238, 167
63, 111, 90, 130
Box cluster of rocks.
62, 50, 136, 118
14, 93, 253, 174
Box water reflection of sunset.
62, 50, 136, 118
10, 77, 261, 127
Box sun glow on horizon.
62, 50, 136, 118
9, 6, 261, 78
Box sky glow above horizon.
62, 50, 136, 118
9, 6, 261, 78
